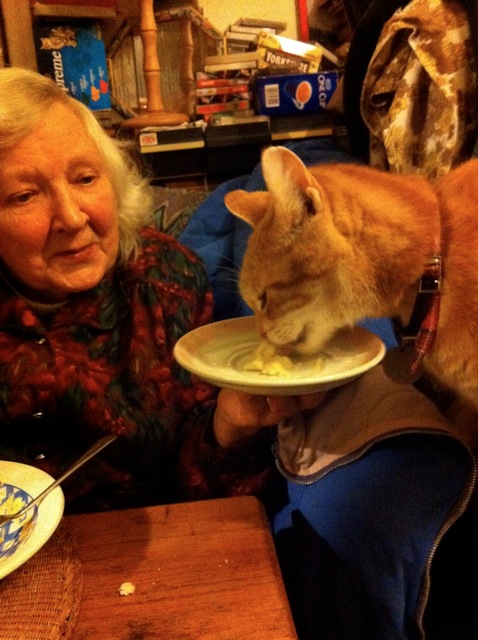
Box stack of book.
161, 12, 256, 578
195, 51, 259, 123
224, 17, 286, 55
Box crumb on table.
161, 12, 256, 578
119, 581, 136, 596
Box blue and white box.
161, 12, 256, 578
255, 71, 339, 116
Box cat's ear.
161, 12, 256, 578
262, 146, 314, 195
224, 190, 270, 228
261, 146, 323, 222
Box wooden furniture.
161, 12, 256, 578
153, 2, 223, 117
141, 113, 340, 184
0, 1, 219, 120
65, 495, 298, 640
121, 0, 188, 127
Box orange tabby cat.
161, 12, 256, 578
224, 146, 478, 441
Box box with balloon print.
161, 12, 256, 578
255, 72, 339, 116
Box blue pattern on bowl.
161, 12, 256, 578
0, 482, 38, 561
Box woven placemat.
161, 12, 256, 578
0, 523, 83, 640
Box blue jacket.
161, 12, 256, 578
180, 138, 478, 639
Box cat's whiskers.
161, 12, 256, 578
217, 263, 240, 286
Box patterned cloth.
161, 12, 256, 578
361, 0, 477, 179
151, 186, 208, 238
0, 227, 217, 510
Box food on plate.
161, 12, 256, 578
244, 341, 326, 377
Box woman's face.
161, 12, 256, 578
0, 102, 119, 302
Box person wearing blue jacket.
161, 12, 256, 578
180, 138, 478, 639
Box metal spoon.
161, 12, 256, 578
0, 434, 117, 525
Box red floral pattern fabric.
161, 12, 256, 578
0, 227, 220, 510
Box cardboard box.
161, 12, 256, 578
34, 22, 111, 112
255, 72, 339, 116
256, 33, 339, 73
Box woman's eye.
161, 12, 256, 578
78, 173, 96, 185
9, 191, 34, 205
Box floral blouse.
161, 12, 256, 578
0, 226, 273, 512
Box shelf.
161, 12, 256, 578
31, 2, 116, 19
0, 1, 119, 70
137, 117, 341, 182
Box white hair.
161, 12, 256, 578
0, 67, 154, 264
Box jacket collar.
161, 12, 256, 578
0, 267, 127, 332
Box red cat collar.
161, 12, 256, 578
382, 255, 442, 384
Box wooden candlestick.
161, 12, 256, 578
122, 0, 188, 129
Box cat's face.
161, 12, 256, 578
225, 146, 362, 355
226, 146, 443, 357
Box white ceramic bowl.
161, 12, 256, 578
0, 481, 38, 561
0, 461, 64, 580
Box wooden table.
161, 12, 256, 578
65, 495, 298, 640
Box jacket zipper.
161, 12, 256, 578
273, 428, 477, 639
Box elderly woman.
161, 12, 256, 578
0, 67, 322, 512
0, 66, 214, 510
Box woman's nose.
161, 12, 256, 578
51, 186, 88, 230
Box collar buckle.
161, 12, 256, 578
383, 252, 442, 384
419, 255, 441, 293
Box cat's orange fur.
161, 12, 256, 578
224, 146, 478, 439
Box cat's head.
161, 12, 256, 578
224, 146, 364, 355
